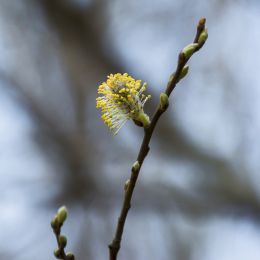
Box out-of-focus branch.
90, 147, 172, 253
51, 206, 75, 260
0, 71, 97, 203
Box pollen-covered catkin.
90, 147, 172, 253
96, 73, 151, 134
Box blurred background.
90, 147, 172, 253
0, 0, 260, 259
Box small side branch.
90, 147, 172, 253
51, 206, 75, 260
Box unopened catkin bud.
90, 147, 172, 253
57, 206, 68, 224
167, 73, 174, 88
51, 216, 59, 230
58, 235, 67, 248
132, 161, 140, 172
66, 252, 75, 260
182, 43, 198, 59
124, 179, 130, 192
54, 248, 61, 258
135, 112, 150, 128
198, 28, 208, 44
198, 17, 206, 27
160, 93, 169, 110
178, 65, 189, 82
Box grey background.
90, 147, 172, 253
0, 0, 260, 259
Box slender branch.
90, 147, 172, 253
51, 206, 75, 260
53, 226, 68, 260
108, 18, 207, 260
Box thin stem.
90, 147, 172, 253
54, 226, 68, 260
51, 207, 75, 260
108, 18, 207, 260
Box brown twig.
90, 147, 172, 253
53, 225, 68, 260
51, 206, 75, 260
108, 18, 207, 260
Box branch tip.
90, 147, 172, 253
198, 17, 206, 28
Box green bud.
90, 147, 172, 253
198, 28, 208, 44
182, 43, 198, 59
198, 17, 206, 28
160, 93, 169, 110
58, 235, 67, 248
66, 252, 75, 260
178, 65, 189, 82
132, 161, 140, 172
167, 73, 174, 88
135, 112, 150, 128
57, 206, 68, 224
51, 216, 59, 230
54, 248, 61, 258
124, 179, 130, 192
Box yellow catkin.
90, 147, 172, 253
96, 73, 151, 134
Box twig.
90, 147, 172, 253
108, 18, 208, 260
51, 206, 75, 260
53, 226, 68, 260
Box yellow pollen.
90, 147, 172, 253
96, 73, 151, 134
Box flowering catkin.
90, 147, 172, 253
96, 73, 151, 134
